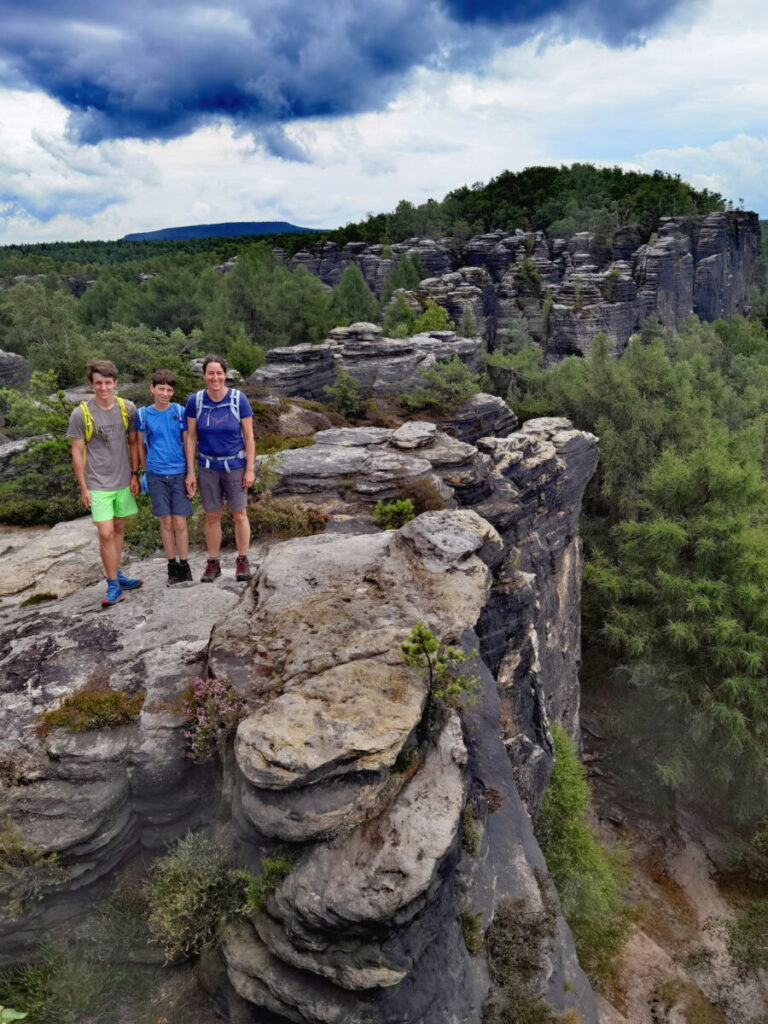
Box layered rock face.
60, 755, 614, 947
287, 212, 759, 360
250, 323, 483, 401
0, 409, 598, 1023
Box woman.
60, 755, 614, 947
185, 355, 255, 582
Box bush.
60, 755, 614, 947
145, 833, 247, 961
19, 593, 57, 608
412, 298, 455, 334
254, 434, 315, 455
397, 477, 446, 513
373, 498, 415, 530
0, 440, 81, 527
123, 499, 162, 556
324, 368, 362, 419
401, 622, 478, 710
0, 944, 130, 1024
180, 678, 248, 762
187, 496, 327, 548
461, 910, 484, 954
242, 854, 293, 912
35, 682, 145, 738
0, 819, 62, 917
726, 899, 768, 977
399, 356, 480, 413
535, 726, 633, 983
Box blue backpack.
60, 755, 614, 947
136, 403, 185, 446
194, 388, 245, 469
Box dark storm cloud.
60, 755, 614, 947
0, 0, 692, 150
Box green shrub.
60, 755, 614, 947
0, 440, 81, 527
399, 356, 480, 413
19, 593, 57, 607
242, 854, 293, 912
188, 496, 327, 548
145, 833, 247, 961
726, 899, 768, 977
461, 805, 482, 856
373, 498, 415, 530
535, 725, 633, 983
123, 499, 162, 556
412, 298, 455, 334
461, 910, 484, 954
324, 368, 362, 419
0, 944, 129, 1024
0, 819, 62, 917
35, 684, 145, 738
401, 621, 478, 710
515, 257, 543, 296
254, 433, 315, 455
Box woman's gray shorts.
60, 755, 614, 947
198, 465, 249, 512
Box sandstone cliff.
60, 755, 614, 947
281, 212, 759, 360
0, 409, 598, 1023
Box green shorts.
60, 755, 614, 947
91, 486, 138, 523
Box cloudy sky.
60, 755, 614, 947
0, 0, 766, 244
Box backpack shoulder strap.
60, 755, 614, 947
229, 388, 241, 423
79, 401, 93, 443
137, 406, 147, 436
195, 390, 205, 420
116, 397, 129, 432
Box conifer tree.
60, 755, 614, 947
331, 264, 379, 325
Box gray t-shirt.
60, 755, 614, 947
67, 399, 138, 491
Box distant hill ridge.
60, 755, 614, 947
122, 221, 323, 242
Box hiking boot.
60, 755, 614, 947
201, 557, 221, 582
177, 560, 193, 583
235, 555, 252, 582
101, 578, 125, 607
167, 560, 181, 585
117, 569, 143, 591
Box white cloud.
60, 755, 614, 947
1, 0, 768, 243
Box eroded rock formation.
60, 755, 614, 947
0, 408, 598, 1023
286, 212, 759, 360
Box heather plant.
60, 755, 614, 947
181, 677, 248, 762
401, 622, 478, 710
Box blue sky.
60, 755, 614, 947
0, 0, 766, 243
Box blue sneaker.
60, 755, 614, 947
117, 569, 143, 591
101, 578, 125, 607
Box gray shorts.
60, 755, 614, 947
198, 465, 249, 512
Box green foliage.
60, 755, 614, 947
241, 854, 293, 912
399, 355, 480, 412
123, 499, 162, 556
0, 283, 89, 387
382, 293, 416, 338
0, 944, 130, 1024
535, 726, 633, 982
0, 371, 71, 438
401, 622, 478, 709
412, 298, 455, 334
461, 910, 484, 954
726, 899, 768, 977
458, 305, 479, 337
331, 263, 379, 325
324, 367, 362, 418
19, 593, 58, 607
226, 329, 264, 377
35, 685, 146, 737
247, 497, 328, 539
380, 254, 422, 305
253, 433, 315, 455
145, 833, 247, 960
461, 805, 481, 856
0, 439, 81, 527
373, 498, 415, 530
516, 257, 543, 295
0, 819, 62, 918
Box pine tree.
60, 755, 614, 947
331, 264, 379, 326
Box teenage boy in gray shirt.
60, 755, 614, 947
67, 359, 143, 607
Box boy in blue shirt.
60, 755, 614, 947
137, 369, 194, 584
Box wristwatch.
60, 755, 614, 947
131, 470, 140, 476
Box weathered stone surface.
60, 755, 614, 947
252, 322, 484, 400
0, 518, 101, 604
284, 212, 759, 363
389, 421, 437, 449
0, 349, 29, 389
0, 412, 599, 1022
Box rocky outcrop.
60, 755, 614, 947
251, 322, 484, 401
0, 349, 30, 389
287, 212, 759, 361
0, 411, 598, 1022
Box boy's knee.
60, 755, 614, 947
172, 515, 187, 530
95, 521, 115, 541
204, 510, 221, 524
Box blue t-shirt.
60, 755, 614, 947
185, 389, 252, 468
139, 404, 187, 475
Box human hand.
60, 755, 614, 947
242, 469, 255, 489
79, 487, 91, 509
130, 476, 140, 497
186, 472, 197, 497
